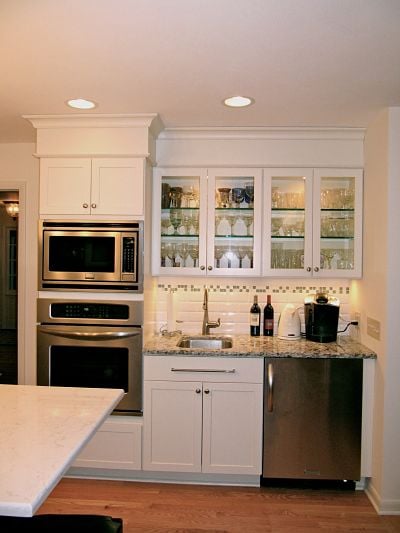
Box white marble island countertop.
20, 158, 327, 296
144, 333, 376, 359
0, 385, 124, 517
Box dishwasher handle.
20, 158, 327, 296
267, 362, 274, 412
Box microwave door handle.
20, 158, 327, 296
38, 327, 141, 341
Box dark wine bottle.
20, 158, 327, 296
263, 294, 274, 336
250, 295, 261, 336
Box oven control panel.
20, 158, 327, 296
51, 303, 130, 320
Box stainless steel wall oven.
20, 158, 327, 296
37, 299, 143, 415
39, 220, 143, 292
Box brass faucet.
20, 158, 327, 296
202, 288, 221, 335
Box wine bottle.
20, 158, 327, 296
263, 294, 274, 336
250, 295, 261, 336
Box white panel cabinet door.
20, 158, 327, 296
40, 158, 92, 215
202, 382, 263, 475
91, 158, 144, 217
142, 380, 203, 472
40, 157, 145, 217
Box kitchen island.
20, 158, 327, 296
0, 385, 124, 517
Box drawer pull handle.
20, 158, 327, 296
171, 368, 236, 374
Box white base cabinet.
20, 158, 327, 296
72, 416, 142, 471
143, 356, 263, 475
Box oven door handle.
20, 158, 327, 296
38, 326, 141, 341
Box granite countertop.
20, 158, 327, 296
144, 333, 376, 359
0, 385, 124, 517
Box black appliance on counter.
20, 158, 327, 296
304, 293, 340, 343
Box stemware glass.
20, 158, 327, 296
177, 242, 190, 267
165, 242, 177, 267
244, 213, 253, 236
170, 209, 182, 235
182, 212, 192, 235
189, 244, 199, 267
244, 183, 254, 208
214, 246, 225, 268
237, 247, 247, 268
161, 215, 171, 235
231, 187, 245, 208
217, 188, 231, 208
245, 246, 253, 268
160, 242, 167, 267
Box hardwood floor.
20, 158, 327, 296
38, 478, 400, 532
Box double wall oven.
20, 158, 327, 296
37, 299, 144, 415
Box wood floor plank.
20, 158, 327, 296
37, 478, 400, 532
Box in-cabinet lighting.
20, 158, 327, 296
66, 98, 97, 110
223, 95, 254, 108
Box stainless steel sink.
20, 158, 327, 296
177, 335, 233, 349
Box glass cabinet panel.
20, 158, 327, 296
208, 169, 261, 275
152, 168, 207, 275
263, 169, 313, 277
315, 170, 362, 276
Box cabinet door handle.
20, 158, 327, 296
171, 368, 236, 374
314, 266, 320, 272
91, 203, 97, 209
204, 389, 210, 394
195, 388, 201, 394
306, 266, 312, 272
83, 203, 89, 209
200, 265, 206, 270
267, 363, 274, 412
207, 265, 213, 271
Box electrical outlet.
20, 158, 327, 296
354, 312, 361, 326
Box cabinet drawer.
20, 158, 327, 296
144, 355, 264, 383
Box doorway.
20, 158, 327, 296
0, 190, 18, 383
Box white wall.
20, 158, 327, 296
352, 108, 400, 513
0, 143, 39, 384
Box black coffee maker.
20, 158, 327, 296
304, 293, 340, 343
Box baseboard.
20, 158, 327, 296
66, 467, 260, 487
366, 481, 400, 515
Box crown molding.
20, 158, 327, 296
158, 126, 365, 141
23, 113, 164, 137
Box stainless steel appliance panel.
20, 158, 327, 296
263, 358, 362, 481
37, 299, 144, 415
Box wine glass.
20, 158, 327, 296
244, 214, 253, 236
189, 244, 199, 267
244, 183, 254, 208
177, 242, 190, 267
165, 242, 177, 267
170, 209, 182, 235
217, 188, 231, 208
160, 243, 167, 267
245, 246, 253, 268
237, 247, 247, 268
231, 187, 245, 208
214, 246, 225, 268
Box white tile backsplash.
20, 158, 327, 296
146, 278, 351, 336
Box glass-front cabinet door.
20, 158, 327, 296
207, 168, 262, 276
152, 167, 261, 276
152, 168, 207, 276
263, 168, 363, 278
313, 168, 363, 278
263, 168, 313, 277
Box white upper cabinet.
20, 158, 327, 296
152, 167, 262, 276
40, 157, 145, 218
263, 168, 363, 278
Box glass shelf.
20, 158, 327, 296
320, 236, 354, 240
272, 208, 305, 212
320, 208, 355, 212
271, 235, 305, 240
162, 207, 200, 212
215, 235, 253, 239
161, 234, 199, 239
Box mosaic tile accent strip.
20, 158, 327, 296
157, 282, 350, 295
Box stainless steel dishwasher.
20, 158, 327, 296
262, 357, 363, 481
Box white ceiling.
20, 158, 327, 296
1, 0, 400, 143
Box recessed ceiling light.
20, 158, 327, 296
223, 95, 254, 108
66, 98, 97, 110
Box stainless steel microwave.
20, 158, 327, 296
39, 220, 143, 292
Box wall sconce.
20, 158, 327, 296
3, 202, 19, 219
